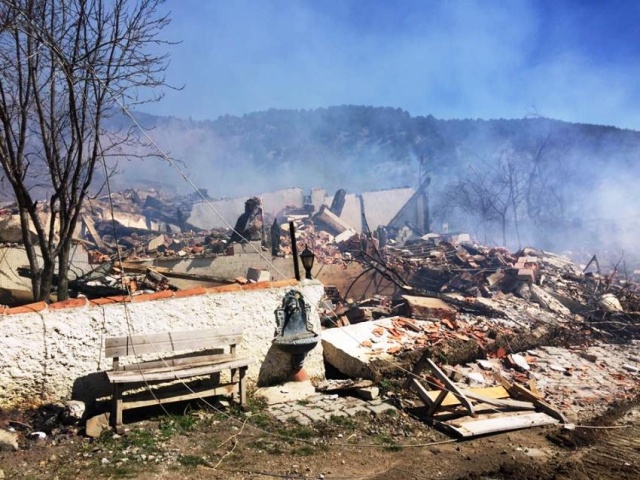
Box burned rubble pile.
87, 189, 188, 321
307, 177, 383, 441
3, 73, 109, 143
317, 233, 640, 430
78, 189, 230, 261
0, 189, 238, 299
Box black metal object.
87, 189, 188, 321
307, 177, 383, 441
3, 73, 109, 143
299, 245, 315, 280
272, 290, 319, 369
289, 221, 300, 281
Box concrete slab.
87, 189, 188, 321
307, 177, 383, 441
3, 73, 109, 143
322, 317, 428, 380
254, 381, 317, 406
321, 318, 403, 379
402, 295, 457, 320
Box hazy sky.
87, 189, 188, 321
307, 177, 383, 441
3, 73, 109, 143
144, 0, 640, 130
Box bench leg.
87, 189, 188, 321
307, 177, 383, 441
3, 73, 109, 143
238, 366, 248, 411
112, 384, 124, 433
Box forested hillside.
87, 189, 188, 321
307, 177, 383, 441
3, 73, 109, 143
111, 106, 640, 254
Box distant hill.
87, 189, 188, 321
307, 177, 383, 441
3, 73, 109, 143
110, 106, 640, 196
107, 106, 640, 254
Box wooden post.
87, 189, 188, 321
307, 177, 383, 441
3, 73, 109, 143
289, 221, 300, 281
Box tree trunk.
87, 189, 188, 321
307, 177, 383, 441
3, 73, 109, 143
18, 207, 43, 300
57, 243, 71, 302
38, 259, 55, 303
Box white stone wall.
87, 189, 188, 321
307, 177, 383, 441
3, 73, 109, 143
0, 280, 325, 409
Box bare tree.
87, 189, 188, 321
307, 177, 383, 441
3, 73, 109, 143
445, 151, 528, 248
0, 0, 171, 302
444, 165, 501, 244
495, 151, 528, 248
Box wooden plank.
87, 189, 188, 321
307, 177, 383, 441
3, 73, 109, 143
105, 326, 242, 349
425, 359, 475, 416
418, 386, 510, 408
410, 378, 436, 407
121, 383, 238, 410
105, 334, 242, 357
118, 353, 236, 372
462, 391, 536, 411
107, 357, 251, 383
104, 328, 243, 357
446, 412, 559, 438
404, 350, 430, 389
83, 215, 106, 251
495, 372, 567, 423
427, 389, 449, 417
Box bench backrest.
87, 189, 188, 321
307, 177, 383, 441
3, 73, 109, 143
104, 326, 243, 359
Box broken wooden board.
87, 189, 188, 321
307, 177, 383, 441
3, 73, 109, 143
417, 385, 510, 408
406, 357, 566, 438
83, 215, 106, 251
439, 411, 559, 438
494, 371, 567, 423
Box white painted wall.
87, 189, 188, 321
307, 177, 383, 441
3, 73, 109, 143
0, 281, 325, 409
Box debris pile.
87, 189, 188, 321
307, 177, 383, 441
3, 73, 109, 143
319, 233, 640, 434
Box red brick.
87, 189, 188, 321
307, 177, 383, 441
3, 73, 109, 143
90, 295, 132, 306
206, 284, 242, 294
270, 279, 299, 289
6, 301, 48, 315
242, 281, 272, 291
131, 291, 174, 302
174, 286, 207, 298
48, 297, 89, 310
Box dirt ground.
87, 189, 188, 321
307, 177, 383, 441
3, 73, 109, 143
2, 392, 639, 480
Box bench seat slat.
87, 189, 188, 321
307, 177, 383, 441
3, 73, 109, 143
107, 356, 251, 383
106, 326, 242, 348
117, 353, 237, 372
105, 333, 243, 358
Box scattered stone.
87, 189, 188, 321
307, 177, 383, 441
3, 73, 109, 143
622, 364, 639, 373
255, 381, 317, 406
63, 400, 86, 423
28, 431, 47, 440
85, 413, 110, 438
0, 430, 18, 451
443, 366, 465, 382
477, 359, 494, 371
466, 372, 487, 386
508, 353, 530, 371
529, 284, 571, 316
316, 379, 374, 393
598, 294, 623, 313
355, 387, 380, 401
580, 352, 598, 363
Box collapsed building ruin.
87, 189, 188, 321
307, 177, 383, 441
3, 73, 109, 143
0, 182, 638, 440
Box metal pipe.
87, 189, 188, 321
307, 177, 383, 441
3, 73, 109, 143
289, 221, 300, 281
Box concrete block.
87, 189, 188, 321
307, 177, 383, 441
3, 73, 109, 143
321, 318, 401, 380
402, 295, 457, 320
0, 430, 18, 451
517, 268, 536, 284
255, 381, 317, 406
530, 285, 571, 316
85, 412, 110, 438
355, 386, 380, 401
247, 268, 271, 283
367, 402, 395, 416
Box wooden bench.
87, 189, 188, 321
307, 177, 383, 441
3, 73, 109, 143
104, 326, 250, 431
